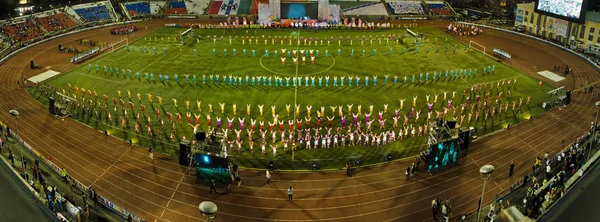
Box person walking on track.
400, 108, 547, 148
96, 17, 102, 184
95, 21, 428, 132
288, 186, 294, 201
210, 179, 217, 194
266, 170, 271, 184
235, 171, 242, 187
148, 147, 153, 160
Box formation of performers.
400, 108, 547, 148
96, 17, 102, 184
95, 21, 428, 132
53, 76, 532, 157
89, 60, 496, 87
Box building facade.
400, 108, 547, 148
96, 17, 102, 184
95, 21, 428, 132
515, 3, 600, 51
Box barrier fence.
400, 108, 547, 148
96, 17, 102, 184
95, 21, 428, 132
0, 121, 144, 222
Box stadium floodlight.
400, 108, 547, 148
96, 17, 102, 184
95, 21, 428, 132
199, 201, 218, 222
477, 165, 495, 222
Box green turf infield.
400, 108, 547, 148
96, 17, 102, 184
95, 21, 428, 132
28, 26, 555, 170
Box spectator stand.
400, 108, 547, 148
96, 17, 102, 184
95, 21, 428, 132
465, 125, 600, 221
185, 0, 213, 15
425, 1, 451, 16
71, 1, 114, 23
164, 1, 189, 14
386, 0, 425, 15
0, 17, 45, 44
216, 0, 242, 15
149, 1, 168, 15
342, 1, 388, 16
331, 0, 379, 14
0, 120, 143, 222
35, 11, 80, 33
124, 1, 152, 18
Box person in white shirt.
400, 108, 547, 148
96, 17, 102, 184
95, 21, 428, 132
287, 186, 293, 201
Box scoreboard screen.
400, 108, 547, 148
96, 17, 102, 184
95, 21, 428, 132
535, 0, 589, 23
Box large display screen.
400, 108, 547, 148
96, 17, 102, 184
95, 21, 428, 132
535, 0, 589, 23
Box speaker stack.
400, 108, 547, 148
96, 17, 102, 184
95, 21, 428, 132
446, 120, 457, 129
564, 90, 572, 105
458, 128, 471, 153
49, 97, 56, 114
179, 140, 191, 166
196, 131, 206, 141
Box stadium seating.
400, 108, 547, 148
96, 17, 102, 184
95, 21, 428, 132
343, 2, 388, 16
387, 1, 425, 15
208, 1, 223, 15
427, 2, 450, 16
73, 4, 112, 22
333, 0, 379, 11
35, 13, 79, 32
1, 21, 45, 43
125, 2, 151, 16
215, 0, 242, 15
150, 1, 167, 14
165, 1, 188, 14
185, 0, 212, 15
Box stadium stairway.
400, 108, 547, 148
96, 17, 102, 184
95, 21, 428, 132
381, 0, 392, 16
62, 8, 82, 26
445, 2, 457, 15
104, 1, 121, 22
120, 3, 133, 20
29, 17, 48, 33
65, 6, 84, 23
420, 0, 430, 15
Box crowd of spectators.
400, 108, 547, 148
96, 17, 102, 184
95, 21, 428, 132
0, 125, 99, 221
75, 5, 111, 23
517, 123, 596, 219
0, 20, 45, 43
35, 13, 78, 32
388, 1, 425, 15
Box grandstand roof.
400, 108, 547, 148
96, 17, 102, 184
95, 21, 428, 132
586, 11, 600, 24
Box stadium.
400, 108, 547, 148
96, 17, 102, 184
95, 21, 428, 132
0, 0, 599, 221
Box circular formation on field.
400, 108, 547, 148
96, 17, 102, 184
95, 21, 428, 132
259, 54, 336, 76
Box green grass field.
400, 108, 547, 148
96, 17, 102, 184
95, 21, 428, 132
28, 26, 555, 170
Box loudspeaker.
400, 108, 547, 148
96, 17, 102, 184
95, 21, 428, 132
565, 90, 572, 105
458, 129, 471, 152
179, 140, 191, 166
446, 121, 457, 129
268, 161, 274, 171
196, 131, 206, 141
49, 97, 55, 114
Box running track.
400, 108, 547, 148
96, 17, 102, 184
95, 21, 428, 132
0, 20, 598, 221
